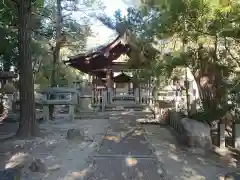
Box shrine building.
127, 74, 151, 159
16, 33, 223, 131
64, 32, 152, 106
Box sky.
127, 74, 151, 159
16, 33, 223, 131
72, 0, 129, 50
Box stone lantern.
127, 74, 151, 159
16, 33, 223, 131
1, 80, 17, 94
0, 80, 17, 112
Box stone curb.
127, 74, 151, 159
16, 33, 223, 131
0, 133, 16, 141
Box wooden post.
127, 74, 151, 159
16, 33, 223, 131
106, 69, 113, 104
92, 75, 96, 104
43, 105, 49, 121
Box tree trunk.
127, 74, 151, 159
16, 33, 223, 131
17, 0, 39, 136
49, 0, 62, 119
51, 0, 62, 87
193, 68, 220, 113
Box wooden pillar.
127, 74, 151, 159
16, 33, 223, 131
106, 69, 113, 103
92, 75, 96, 104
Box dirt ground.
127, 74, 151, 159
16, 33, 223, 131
0, 115, 109, 180
1, 109, 239, 180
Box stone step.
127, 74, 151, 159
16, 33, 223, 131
104, 105, 147, 111
105, 104, 146, 108
75, 112, 111, 119
75, 115, 109, 119
75, 109, 154, 119
104, 108, 145, 112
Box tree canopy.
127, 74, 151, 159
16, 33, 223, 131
96, 0, 240, 116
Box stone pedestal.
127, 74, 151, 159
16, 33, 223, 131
134, 88, 139, 103
69, 105, 74, 121
71, 93, 78, 104
219, 123, 225, 148
5, 93, 17, 112
234, 123, 240, 149
79, 96, 92, 112
43, 105, 49, 121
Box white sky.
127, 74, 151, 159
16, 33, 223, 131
72, 0, 129, 50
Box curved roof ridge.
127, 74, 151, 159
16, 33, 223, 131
67, 34, 123, 61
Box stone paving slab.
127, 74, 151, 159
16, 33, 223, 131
86, 157, 164, 180
98, 128, 153, 156
108, 118, 137, 131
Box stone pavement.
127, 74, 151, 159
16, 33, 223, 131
85, 112, 165, 180
84, 111, 239, 180
144, 124, 238, 180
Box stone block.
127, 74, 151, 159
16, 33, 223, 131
180, 117, 212, 150
29, 159, 47, 173
66, 128, 84, 140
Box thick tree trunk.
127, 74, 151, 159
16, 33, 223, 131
193, 69, 219, 113
17, 0, 39, 136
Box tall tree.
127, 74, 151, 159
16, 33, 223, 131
17, 0, 39, 136
46, 0, 95, 119
51, 0, 62, 87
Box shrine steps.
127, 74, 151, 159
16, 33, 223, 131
104, 103, 148, 111
75, 111, 153, 120
75, 111, 110, 119
75, 103, 154, 119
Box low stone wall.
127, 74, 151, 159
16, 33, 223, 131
167, 110, 212, 150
